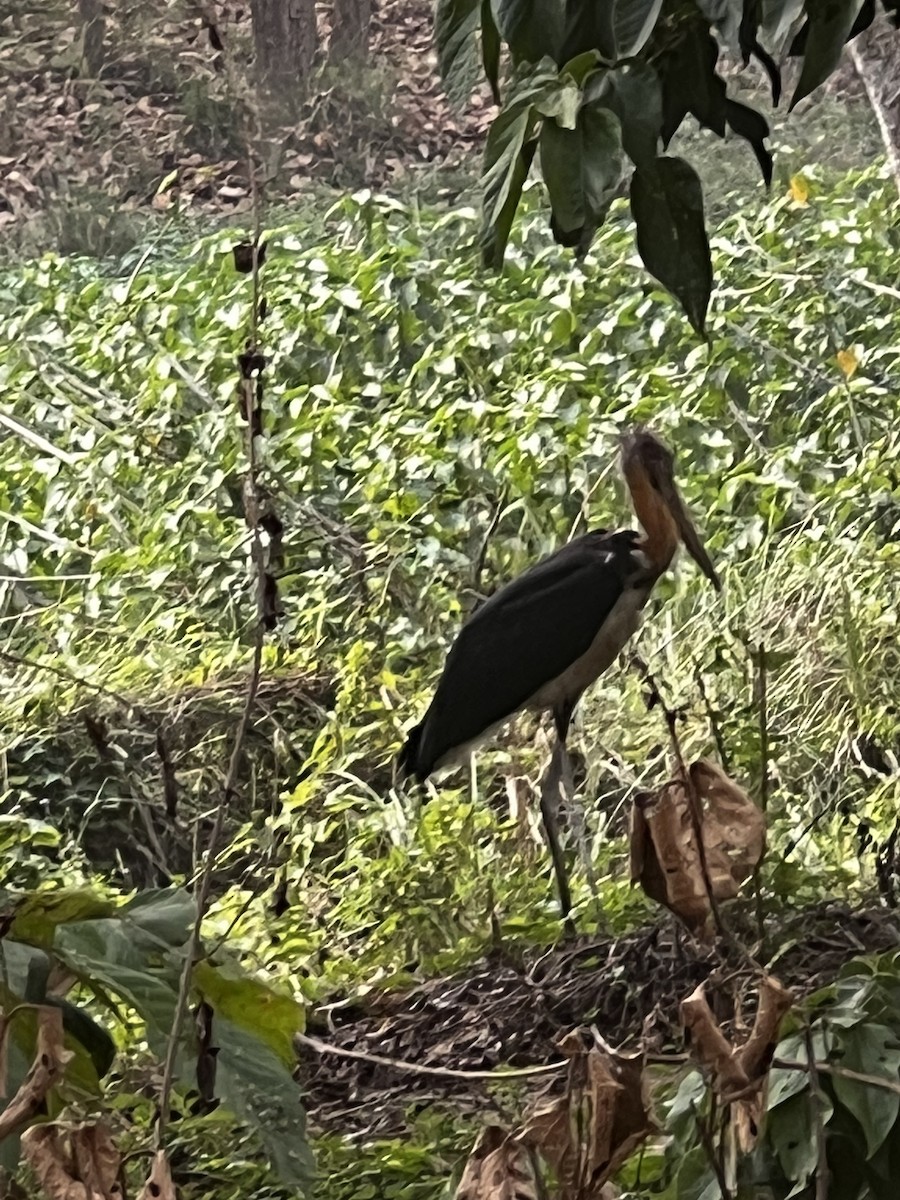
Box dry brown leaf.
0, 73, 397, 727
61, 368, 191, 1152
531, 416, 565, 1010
630, 760, 765, 934
736, 976, 793, 1081
0, 1006, 73, 1141
680, 983, 750, 1097
137, 1151, 176, 1200
689, 760, 766, 894
520, 1031, 653, 1200
22, 1122, 122, 1200
455, 1126, 543, 1200
71, 1124, 122, 1198
681, 976, 793, 1152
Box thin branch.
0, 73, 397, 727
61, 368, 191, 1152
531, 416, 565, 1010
294, 1032, 568, 1081
690, 1100, 732, 1200
154, 136, 269, 1147
805, 1029, 830, 1200
773, 1057, 900, 1098
847, 41, 900, 200
753, 643, 769, 955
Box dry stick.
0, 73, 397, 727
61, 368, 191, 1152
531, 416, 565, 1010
847, 41, 900, 201
690, 1100, 732, 1200
753, 644, 769, 956
773, 1057, 900, 1098
295, 1032, 568, 1081
693, 662, 730, 774
805, 1028, 831, 1200
154, 159, 268, 1148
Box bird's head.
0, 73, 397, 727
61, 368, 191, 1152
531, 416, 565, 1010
619, 428, 721, 591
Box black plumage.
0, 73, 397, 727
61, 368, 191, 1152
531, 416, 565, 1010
398, 529, 643, 782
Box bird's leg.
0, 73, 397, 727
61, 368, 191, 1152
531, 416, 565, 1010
552, 708, 599, 903
537, 702, 577, 936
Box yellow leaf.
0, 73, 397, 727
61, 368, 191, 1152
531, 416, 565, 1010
788, 174, 809, 206
836, 348, 859, 379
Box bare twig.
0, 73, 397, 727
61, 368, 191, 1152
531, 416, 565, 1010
471, 488, 508, 604
294, 1032, 567, 1081
805, 1029, 830, 1200
690, 1100, 732, 1200
753, 643, 769, 954
693, 663, 730, 773
154, 136, 269, 1147
847, 41, 900, 200
773, 1057, 900, 1098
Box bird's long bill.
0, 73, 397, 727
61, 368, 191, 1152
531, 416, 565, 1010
664, 481, 722, 592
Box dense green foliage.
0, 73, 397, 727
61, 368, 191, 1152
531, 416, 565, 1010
436, 0, 900, 329
3, 163, 900, 1195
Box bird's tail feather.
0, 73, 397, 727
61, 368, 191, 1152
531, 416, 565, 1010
396, 723, 425, 783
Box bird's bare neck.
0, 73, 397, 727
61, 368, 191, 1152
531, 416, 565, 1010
627, 472, 679, 577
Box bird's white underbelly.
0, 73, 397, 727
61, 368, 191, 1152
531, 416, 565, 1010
527, 587, 646, 711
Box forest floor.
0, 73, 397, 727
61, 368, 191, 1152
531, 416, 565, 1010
0, 0, 491, 254
299, 901, 900, 1137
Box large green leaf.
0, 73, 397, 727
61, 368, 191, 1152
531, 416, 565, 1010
572, 0, 663, 60
215, 1015, 314, 1193
832, 1023, 900, 1157
630, 156, 712, 336
11, 889, 114, 948
480, 62, 558, 265
50, 891, 193, 1050
589, 61, 662, 169
481, 0, 502, 103
540, 104, 625, 245
790, 0, 866, 109
494, 0, 566, 63
194, 960, 306, 1067
725, 98, 773, 186
656, 19, 726, 143
435, 0, 483, 108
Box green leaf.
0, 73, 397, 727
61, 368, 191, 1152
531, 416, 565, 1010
561, 0, 663, 61
831, 1024, 900, 1157
435, 0, 482, 109
494, 0, 565, 63
768, 1091, 822, 1187
790, 0, 866, 109
540, 104, 625, 243
11, 889, 114, 949
657, 20, 726, 143
725, 98, 773, 186
118, 888, 195, 948
590, 61, 662, 169
481, 0, 502, 103
215, 1015, 314, 1192
630, 156, 712, 335
194, 960, 306, 1068
480, 63, 558, 265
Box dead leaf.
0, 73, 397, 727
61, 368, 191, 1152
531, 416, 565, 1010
0, 1006, 73, 1141
137, 1152, 176, 1200
630, 760, 765, 936
681, 976, 793, 1152
520, 1031, 653, 1199
681, 983, 750, 1097
836, 347, 859, 379
455, 1126, 543, 1200
22, 1121, 123, 1200
788, 173, 809, 205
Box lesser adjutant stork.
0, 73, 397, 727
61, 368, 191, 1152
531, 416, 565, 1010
398, 429, 721, 923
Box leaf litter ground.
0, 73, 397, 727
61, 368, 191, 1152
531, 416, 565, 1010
298, 901, 900, 1137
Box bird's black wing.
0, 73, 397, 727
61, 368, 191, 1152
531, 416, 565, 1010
406, 530, 640, 778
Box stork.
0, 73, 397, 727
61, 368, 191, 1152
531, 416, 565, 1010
397, 429, 721, 923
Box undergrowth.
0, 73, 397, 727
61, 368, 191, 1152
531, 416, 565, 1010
2, 161, 900, 1195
